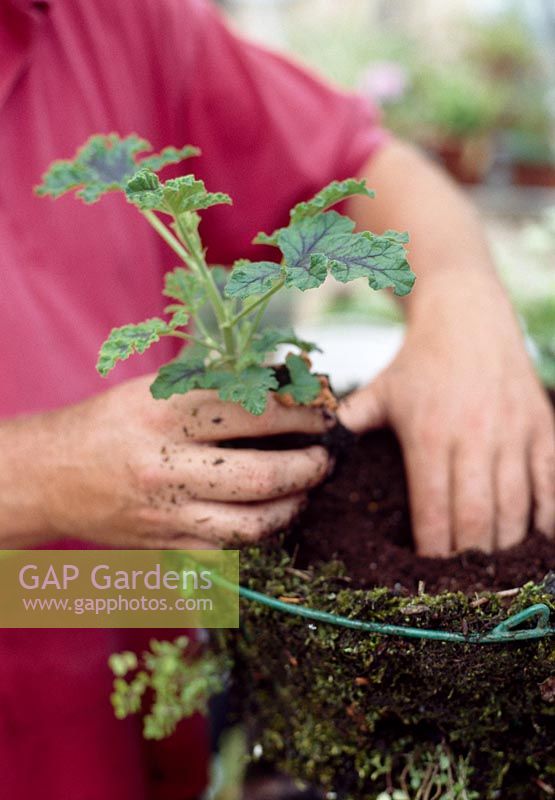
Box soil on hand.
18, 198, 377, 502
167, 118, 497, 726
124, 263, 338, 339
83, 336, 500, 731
289, 426, 555, 595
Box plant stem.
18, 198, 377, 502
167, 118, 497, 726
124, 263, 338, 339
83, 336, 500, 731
191, 313, 214, 345
230, 278, 285, 327
143, 209, 287, 367
142, 209, 233, 357
239, 298, 271, 354
143, 208, 236, 360
142, 210, 196, 272
170, 331, 224, 353
173, 217, 236, 359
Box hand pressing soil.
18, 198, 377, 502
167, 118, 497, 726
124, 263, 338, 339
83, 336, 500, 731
288, 424, 555, 595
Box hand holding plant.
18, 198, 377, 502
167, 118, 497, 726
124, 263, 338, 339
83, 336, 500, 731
34, 134, 413, 546
26, 375, 332, 547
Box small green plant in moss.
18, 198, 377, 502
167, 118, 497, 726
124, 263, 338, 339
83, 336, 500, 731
109, 635, 230, 740
374, 744, 478, 800
37, 133, 414, 414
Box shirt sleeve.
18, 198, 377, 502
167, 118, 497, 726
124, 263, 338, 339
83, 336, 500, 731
165, 0, 390, 263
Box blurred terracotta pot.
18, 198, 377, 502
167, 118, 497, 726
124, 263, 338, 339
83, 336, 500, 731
432, 135, 494, 184
513, 162, 555, 187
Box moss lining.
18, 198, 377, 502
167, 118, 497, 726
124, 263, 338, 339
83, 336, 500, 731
226, 546, 555, 799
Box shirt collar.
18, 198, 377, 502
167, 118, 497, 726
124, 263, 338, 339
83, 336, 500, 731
0, 0, 51, 108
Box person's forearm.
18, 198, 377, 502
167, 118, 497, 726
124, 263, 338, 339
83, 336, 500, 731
347, 138, 505, 318
0, 413, 56, 547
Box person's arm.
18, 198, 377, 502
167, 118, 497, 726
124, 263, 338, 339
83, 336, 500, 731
0, 415, 55, 548
0, 376, 333, 549
341, 138, 555, 556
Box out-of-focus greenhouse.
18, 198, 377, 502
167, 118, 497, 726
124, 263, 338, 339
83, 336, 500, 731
217, 0, 555, 389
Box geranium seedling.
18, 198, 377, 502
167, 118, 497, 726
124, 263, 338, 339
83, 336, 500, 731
37, 134, 414, 414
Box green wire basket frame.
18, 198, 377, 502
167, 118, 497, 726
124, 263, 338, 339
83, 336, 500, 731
238, 585, 555, 644
172, 553, 555, 644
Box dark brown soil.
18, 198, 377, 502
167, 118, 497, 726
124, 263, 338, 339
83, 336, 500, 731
288, 426, 555, 595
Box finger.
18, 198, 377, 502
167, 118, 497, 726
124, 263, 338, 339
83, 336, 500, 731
452, 445, 495, 553
402, 432, 452, 557
163, 494, 307, 544
142, 534, 220, 550
167, 444, 331, 502
168, 391, 335, 441
338, 375, 388, 434
530, 420, 555, 538
494, 443, 531, 550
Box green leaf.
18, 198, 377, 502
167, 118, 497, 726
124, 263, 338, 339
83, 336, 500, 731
139, 145, 200, 172
234, 326, 319, 370
252, 179, 374, 246
383, 229, 410, 244
97, 318, 170, 376
252, 229, 281, 248
125, 168, 165, 209
36, 134, 150, 202
277, 211, 354, 290
35, 162, 89, 200
35, 135, 200, 204
289, 178, 375, 223
125, 171, 231, 215
108, 651, 138, 678
274, 211, 413, 297
168, 307, 190, 328
278, 354, 321, 404
163, 269, 206, 309
251, 327, 321, 356
225, 260, 283, 299
328, 232, 415, 296
150, 351, 208, 399
161, 176, 231, 215
217, 366, 278, 415
153, 363, 277, 413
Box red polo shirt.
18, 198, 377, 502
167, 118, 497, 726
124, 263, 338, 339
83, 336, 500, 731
0, 0, 386, 797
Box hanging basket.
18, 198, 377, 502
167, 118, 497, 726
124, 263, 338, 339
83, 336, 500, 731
226, 547, 555, 800
223, 416, 555, 799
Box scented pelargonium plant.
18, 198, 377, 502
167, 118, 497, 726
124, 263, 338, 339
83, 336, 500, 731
37, 134, 414, 413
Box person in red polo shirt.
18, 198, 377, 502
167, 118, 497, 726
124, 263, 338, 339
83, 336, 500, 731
0, 0, 553, 797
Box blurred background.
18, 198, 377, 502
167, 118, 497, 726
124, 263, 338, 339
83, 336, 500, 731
214, 0, 555, 392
